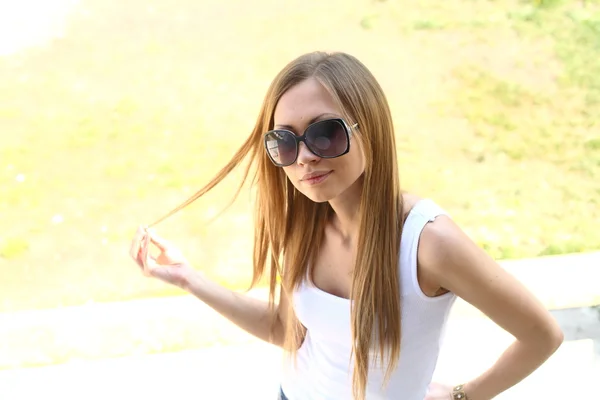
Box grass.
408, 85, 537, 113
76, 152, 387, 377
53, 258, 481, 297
0, 0, 599, 316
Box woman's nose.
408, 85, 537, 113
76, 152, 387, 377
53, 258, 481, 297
296, 142, 320, 165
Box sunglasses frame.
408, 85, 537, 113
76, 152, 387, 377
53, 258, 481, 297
263, 118, 358, 167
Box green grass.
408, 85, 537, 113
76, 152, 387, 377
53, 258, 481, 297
0, 0, 599, 313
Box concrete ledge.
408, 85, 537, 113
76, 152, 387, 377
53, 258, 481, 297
1, 320, 598, 400
0, 252, 598, 370
550, 306, 600, 341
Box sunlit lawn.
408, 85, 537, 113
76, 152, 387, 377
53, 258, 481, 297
0, 0, 599, 367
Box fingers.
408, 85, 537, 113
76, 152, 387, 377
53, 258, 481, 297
146, 228, 171, 251
144, 254, 160, 270
134, 234, 149, 271
129, 225, 147, 262
130, 227, 189, 280
139, 232, 151, 271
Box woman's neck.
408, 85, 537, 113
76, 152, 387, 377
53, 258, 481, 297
327, 176, 363, 243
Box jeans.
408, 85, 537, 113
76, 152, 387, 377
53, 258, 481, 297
279, 386, 289, 400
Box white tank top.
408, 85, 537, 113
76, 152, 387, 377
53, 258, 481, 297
280, 199, 456, 399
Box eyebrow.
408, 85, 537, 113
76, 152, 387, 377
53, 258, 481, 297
274, 113, 338, 132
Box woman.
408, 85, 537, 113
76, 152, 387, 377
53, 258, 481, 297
129, 52, 563, 400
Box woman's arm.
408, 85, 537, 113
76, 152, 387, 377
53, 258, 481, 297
131, 227, 290, 348
419, 216, 564, 400
183, 272, 290, 347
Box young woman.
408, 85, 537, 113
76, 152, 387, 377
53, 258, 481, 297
129, 52, 563, 400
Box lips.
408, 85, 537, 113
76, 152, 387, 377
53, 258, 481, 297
301, 171, 332, 181
300, 170, 332, 185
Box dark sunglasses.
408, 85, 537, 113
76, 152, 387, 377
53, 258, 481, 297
263, 118, 358, 167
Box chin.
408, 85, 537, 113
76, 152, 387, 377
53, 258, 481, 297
306, 195, 332, 203
299, 188, 338, 203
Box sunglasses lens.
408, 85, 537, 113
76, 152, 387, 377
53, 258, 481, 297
265, 130, 297, 166
306, 119, 348, 157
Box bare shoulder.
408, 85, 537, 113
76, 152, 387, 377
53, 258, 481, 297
417, 212, 462, 267
416, 207, 563, 344
400, 192, 422, 219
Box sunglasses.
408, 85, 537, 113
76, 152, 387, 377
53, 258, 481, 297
263, 118, 358, 167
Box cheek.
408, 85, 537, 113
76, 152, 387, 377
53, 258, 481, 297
282, 165, 301, 189
344, 146, 366, 176
355, 151, 366, 173
282, 165, 295, 180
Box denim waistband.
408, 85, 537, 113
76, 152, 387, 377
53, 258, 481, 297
279, 386, 289, 400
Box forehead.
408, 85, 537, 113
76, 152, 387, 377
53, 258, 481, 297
273, 78, 340, 128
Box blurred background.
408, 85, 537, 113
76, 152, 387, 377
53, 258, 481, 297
0, 0, 598, 380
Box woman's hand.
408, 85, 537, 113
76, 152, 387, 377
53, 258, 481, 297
424, 382, 452, 400
129, 226, 197, 289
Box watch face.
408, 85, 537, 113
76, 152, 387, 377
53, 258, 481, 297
452, 385, 466, 400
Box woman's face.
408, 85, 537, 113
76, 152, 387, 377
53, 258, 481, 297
272, 78, 365, 203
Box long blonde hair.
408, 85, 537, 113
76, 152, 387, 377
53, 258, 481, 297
150, 51, 403, 399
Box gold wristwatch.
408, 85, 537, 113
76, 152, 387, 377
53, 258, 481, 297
451, 384, 468, 400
